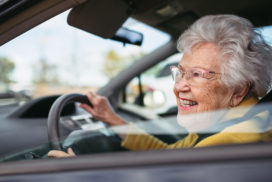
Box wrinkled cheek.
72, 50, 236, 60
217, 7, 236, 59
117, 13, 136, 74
196, 87, 217, 112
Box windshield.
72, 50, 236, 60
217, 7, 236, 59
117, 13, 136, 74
0, 10, 170, 105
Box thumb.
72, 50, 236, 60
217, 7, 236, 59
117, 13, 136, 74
67, 147, 76, 156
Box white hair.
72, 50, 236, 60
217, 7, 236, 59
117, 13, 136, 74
177, 14, 272, 97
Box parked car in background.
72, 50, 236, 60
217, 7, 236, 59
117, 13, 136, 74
0, 83, 32, 106
126, 53, 180, 115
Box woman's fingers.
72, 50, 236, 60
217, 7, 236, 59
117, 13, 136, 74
67, 147, 76, 156
80, 91, 125, 126
86, 91, 97, 106
48, 148, 76, 158
48, 150, 73, 158
79, 103, 95, 115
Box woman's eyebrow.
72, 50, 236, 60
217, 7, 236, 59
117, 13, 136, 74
178, 64, 184, 70
178, 64, 205, 71
179, 64, 215, 72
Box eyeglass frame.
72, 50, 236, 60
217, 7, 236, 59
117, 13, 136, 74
170, 65, 221, 84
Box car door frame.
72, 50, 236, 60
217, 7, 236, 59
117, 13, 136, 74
0, 142, 272, 181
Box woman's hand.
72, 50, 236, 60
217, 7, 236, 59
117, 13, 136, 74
48, 147, 76, 158
79, 92, 126, 126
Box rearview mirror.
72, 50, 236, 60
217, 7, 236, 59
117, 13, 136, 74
110, 27, 143, 46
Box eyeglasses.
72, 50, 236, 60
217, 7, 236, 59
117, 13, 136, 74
170, 66, 220, 85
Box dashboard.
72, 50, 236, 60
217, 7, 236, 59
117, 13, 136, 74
0, 95, 146, 158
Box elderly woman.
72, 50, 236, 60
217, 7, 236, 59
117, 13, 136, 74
48, 14, 272, 157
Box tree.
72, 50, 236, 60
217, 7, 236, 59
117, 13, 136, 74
102, 50, 145, 79
102, 50, 123, 79
0, 57, 15, 84
33, 57, 60, 85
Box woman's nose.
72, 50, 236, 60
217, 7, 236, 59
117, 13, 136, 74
174, 76, 190, 92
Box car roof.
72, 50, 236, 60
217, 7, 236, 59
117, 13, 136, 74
1, 0, 272, 45
131, 0, 272, 38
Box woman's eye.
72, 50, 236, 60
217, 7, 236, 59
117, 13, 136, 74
192, 71, 202, 77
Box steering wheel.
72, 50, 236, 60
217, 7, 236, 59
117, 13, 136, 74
47, 93, 92, 150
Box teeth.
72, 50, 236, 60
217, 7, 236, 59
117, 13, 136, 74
180, 99, 197, 107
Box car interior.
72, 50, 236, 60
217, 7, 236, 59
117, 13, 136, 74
0, 0, 272, 169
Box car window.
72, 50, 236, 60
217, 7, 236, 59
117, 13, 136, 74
0, 8, 172, 162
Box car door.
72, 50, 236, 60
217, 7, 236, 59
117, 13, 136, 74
0, 142, 272, 182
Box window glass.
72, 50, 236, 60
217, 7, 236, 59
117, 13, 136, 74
1, 9, 272, 163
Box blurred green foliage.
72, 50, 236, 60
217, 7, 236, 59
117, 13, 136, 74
33, 58, 60, 85
0, 57, 15, 84
102, 50, 145, 79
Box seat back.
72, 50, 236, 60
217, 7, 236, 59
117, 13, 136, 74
258, 90, 272, 105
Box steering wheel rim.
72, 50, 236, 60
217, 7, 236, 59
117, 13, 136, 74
47, 93, 92, 150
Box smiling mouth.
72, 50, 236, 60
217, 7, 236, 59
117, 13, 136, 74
179, 98, 198, 110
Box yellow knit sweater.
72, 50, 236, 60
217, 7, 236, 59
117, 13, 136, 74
121, 97, 272, 150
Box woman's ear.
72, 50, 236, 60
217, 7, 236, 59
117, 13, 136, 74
231, 83, 251, 107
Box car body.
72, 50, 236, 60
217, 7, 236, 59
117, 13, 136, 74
126, 54, 180, 115
0, 0, 272, 181
140, 54, 180, 114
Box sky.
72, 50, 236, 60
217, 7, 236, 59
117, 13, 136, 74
0, 10, 170, 88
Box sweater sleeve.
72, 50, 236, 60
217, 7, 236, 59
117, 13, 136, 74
121, 123, 199, 150
120, 123, 168, 150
